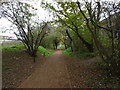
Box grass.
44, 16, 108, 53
2, 45, 25, 51
2, 45, 54, 73
38, 46, 55, 56
2, 45, 55, 56
62, 47, 96, 59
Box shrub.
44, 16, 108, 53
63, 47, 96, 59
38, 46, 55, 56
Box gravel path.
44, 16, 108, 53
19, 50, 71, 88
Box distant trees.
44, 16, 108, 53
1, 1, 49, 62
40, 24, 62, 49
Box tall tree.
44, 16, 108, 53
77, 0, 120, 75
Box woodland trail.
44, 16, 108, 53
19, 50, 72, 88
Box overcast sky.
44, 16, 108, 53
0, 0, 119, 36
0, 0, 53, 36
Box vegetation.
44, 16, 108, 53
1, 0, 120, 88
1, 45, 54, 56
41, 0, 120, 76
38, 46, 55, 56
2, 45, 25, 51
1, 1, 49, 62
63, 47, 95, 59
76, 1, 120, 76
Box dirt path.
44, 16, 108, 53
19, 50, 71, 88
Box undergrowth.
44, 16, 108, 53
2, 45, 25, 51
62, 47, 96, 59
38, 46, 55, 56
2, 45, 55, 56
93, 60, 120, 88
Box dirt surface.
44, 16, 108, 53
2, 50, 44, 88
3, 50, 115, 88
19, 50, 115, 88
19, 50, 71, 88
65, 56, 116, 88
65, 56, 102, 88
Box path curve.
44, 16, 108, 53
19, 50, 71, 88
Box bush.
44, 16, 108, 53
38, 46, 55, 56
62, 48, 73, 56
63, 47, 96, 59
57, 44, 65, 49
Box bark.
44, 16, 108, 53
64, 42, 67, 49
77, 1, 106, 62
57, 13, 93, 52
73, 24, 93, 52
66, 29, 73, 52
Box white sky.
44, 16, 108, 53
0, 0, 53, 36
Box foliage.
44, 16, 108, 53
1, 1, 49, 62
94, 60, 120, 88
63, 47, 96, 59
42, 1, 120, 74
62, 48, 73, 56
0, 0, 120, 86
38, 46, 55, 56
76, 1, 120, 75
2, 45, 25, 51
41, 1, 94, 52
40, 23, 64, 49
57, 44, 65, 49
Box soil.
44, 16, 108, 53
2, 50, 44, 88
65, 56, 102, 88
2, 50, 115, 88
64, 56, 115, 88
19, 50, 71, 88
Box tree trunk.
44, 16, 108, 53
66, 29, 73, 52
75, 31, 93, 52
63, 41, 67, 49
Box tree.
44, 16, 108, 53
1, 1, 49, 62
77, 0, 120, 75
41, 1, 94, 52
65, 29, 73, 51
40, 23, 62, 49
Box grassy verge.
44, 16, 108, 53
38, 46, 55, 56
62, 47, 96, 59
2, 45, 25, 51
2, 45, 55, 56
